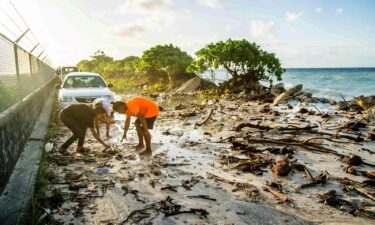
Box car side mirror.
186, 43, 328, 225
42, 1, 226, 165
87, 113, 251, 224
107, 84, 113, 88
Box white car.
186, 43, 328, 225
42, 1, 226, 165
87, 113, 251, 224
58, 72, 114, 108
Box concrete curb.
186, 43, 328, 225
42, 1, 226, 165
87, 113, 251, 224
0, 90, 55, 225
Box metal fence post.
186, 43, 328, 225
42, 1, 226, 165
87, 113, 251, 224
13, 44, 21, 96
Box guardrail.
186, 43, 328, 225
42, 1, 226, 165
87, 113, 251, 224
0, 32, 55, 112
0, 30, 56, 193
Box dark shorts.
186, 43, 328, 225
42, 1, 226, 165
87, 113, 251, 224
135, 116, 157, 129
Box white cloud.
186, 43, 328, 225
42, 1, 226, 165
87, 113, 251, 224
315, 7, 322, 13
112, 14, 175, 37
196, 0, 220, 9
112, 23, 146, 37
285, 12, 303, 22
250, 20, 276, 38
119, 0, 173, 14
116, 0, 176, 36
336, 8, 343, 15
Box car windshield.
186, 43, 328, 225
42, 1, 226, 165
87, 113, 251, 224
63, 76, 106, 88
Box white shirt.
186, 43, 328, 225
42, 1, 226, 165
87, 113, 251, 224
93, 98, 112, 116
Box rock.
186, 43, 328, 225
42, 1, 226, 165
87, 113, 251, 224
345, 166, 358, 175
342, 121, 367, 131
175, 76, 216, 93
353, 95, 375, 110
270, 83, 285, 96
299, 108, 308, 114
336, 101, 349, 110
366, 132, 375, 141
259, 104, 271, 113
273, 84, 303, 105
342, 155, 363, 166
272, 157, 291, 176
302, 96, 318, 104
349, 103, 363, 112
316, 97, 332, 104
364, 106, 375, 123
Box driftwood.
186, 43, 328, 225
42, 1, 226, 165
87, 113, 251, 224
262, 186, 290, 204
243, 136, 375, 167
234, 121, 364, 142
353, 187, 375, 202
245, 137, 342, 156
195, 109, 214, 126
235, 122, 317, 132
160, 185, 178, 192
206, 172, 236, 185
187, 195, 217, 201
340, 94, 351, 108
121, 196, 208, 224
300, 173, 327, 189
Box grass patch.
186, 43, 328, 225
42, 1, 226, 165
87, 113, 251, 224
31, 94, 59, 225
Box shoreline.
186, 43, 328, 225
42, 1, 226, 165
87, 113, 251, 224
35, 87, 375, 224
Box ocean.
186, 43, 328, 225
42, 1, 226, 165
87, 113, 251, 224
202, 68, 375, 100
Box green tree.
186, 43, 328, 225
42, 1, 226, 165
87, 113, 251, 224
77, 50, 113, 75
122, 56, 141, 77
188, 39, 284, 93
141, 44, 194, 88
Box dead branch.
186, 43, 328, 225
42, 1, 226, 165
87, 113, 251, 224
302, 137, 351, 144
300, 174, 327, 189
187, 195, 217, 201
263, 186, 290, 203
195, 109, 214, 126
206, 172, 236, 185
245, 137, 343, 156
235, 122, 317, 132
340, 94, 351, 108
354, 187, 375, 202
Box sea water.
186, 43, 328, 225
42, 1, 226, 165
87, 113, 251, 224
202, 68, 375, 100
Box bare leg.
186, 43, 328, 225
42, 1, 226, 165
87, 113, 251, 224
106, 122, 110, 138
135, 121, 145, 151
140, 129, 152, 155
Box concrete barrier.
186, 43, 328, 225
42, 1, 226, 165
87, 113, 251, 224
0, 77, 56, 193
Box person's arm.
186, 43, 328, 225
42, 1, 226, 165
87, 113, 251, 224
94, 117, 100, 137
123, 115, 131, 139
90, 127, 110, 148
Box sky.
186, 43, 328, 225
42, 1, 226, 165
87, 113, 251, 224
1, 0, 375, 68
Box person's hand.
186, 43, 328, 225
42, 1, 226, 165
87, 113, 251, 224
107, 119, 116, 125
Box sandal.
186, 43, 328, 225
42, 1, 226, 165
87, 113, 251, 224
76, 146, 88, 153
58, 147, 69, 155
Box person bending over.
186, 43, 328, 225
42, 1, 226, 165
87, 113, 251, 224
59, 103, 110, 154
92, 97, 115, 138
112, 97, 159, 155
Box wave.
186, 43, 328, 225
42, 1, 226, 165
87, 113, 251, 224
335, 75, 346, 80
303, 88, 348, 100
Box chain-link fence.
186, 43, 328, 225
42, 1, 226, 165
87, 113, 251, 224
0, 32, 55, 112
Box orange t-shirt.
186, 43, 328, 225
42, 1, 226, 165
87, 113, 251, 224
126, 97, 159, 118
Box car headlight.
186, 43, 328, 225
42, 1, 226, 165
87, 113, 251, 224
103, 95, 114, 100
59, 96, 73, 102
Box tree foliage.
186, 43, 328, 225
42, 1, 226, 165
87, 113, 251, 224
141, 44, 194, 88
188, 39, 284, 92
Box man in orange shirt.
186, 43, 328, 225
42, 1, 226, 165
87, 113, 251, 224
112, 97, 159, 155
